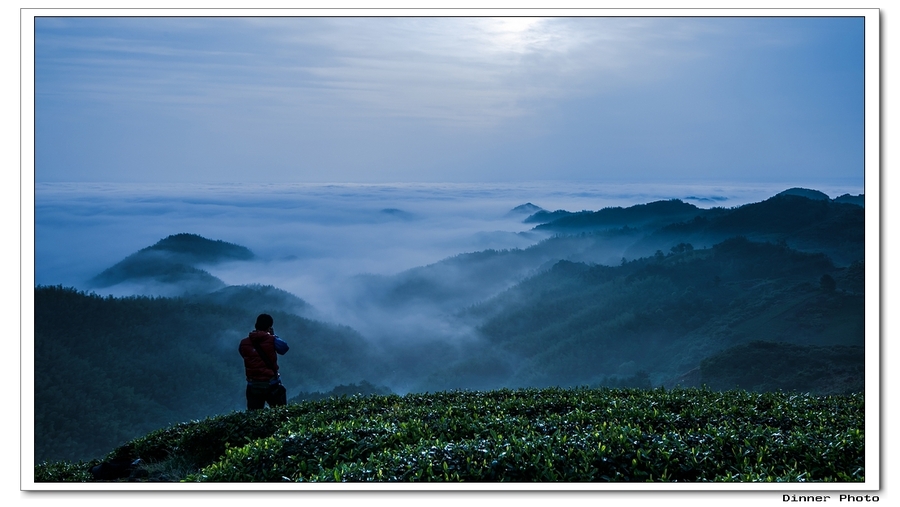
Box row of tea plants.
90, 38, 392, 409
35, 386, 864, 482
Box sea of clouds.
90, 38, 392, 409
33, 180, 861, 325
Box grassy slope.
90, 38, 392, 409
36, 386, 864, 483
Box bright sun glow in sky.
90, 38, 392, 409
33, 15, 866, 189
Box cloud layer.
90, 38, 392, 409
35, 180, 859, 303
34, 16, 865, 186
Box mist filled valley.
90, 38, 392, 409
33, 182, 866, 464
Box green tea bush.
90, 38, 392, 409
36, 387, 864, 483
34, 459, 99, 482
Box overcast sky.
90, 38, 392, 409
34, 15, 865, 187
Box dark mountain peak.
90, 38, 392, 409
88, 233, 253, 292
711, 192, 860, 234
740, 191, 840, 216
380, 208, 415, 220
776, 187, 831, 201
145, 233, 254, 262
507, 203, 544, 217
523, 209, 574, 224
834, 193, 864, 207
628, 198, 697, 212
535, 199, 702, 231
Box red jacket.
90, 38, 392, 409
239, 330, 288, 382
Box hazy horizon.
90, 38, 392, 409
34, 15, 867, 303
35, 180, 863, 320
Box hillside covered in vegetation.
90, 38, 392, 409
33, 285, 383, 464
35, 386, 865, 483
88, 233, 254, 294
33, 189, 867, 467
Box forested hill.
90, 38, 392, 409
134, 233, 254, 263
33, 285, 380, 464
88, 233, 253, 293
532, 191, 864, 265
426, 236, 864, 393
350, 189, 864, 327
532, 198, 709, 230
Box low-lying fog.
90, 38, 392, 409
34, 180, 857, 346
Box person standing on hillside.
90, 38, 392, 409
239, 313, 290, 410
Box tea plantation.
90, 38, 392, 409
35, 386, 864, 483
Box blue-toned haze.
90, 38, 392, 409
28, 15, 874, 477
34, 16, 866, 341
35, 16, 864, 186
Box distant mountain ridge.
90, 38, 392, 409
533, 199, 705, 231
523, 209, 574, 224
88, 233, 254, 294
525, 189, 863, 265
368, 187, 863, 322
630, 193, 864, 265
775, 187, 863, 207
525, 187, 862, 229
444, 235, 863, 392
142, 233, 254, 262
776, 187, 831, 201
506, 203, 544, 217
834, 193, 865, 207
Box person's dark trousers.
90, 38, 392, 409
246, 382, 287, 410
